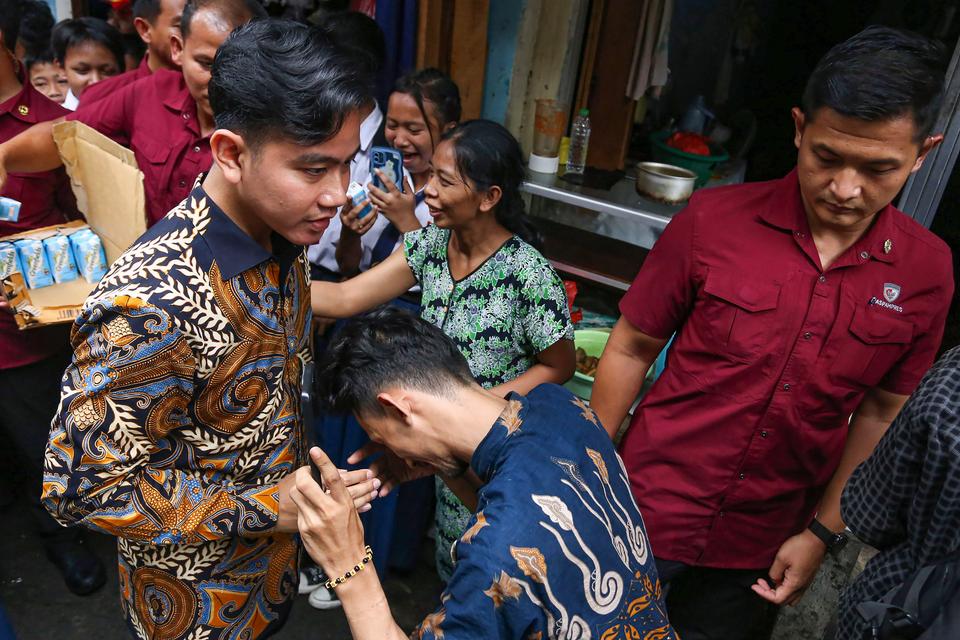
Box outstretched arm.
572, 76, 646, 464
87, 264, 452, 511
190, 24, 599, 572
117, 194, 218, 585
311, 248, 416, 318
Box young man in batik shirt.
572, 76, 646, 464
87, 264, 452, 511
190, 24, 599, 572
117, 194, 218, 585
42, 21, 377, 640
289, 308, 677, 640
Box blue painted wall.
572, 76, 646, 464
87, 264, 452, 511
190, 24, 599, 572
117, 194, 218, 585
481, 0, 527, 123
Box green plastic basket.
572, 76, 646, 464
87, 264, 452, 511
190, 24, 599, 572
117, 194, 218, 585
650, 131, 729, 188
565, 329, 611, 401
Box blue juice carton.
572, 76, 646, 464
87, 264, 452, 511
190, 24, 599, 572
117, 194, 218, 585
0, 242, 20, 279
13, 238, 54, 288
347, 181, 374, 219
0, 197, 20, 222
69, 229, 108, 283
43, 233, 80, 283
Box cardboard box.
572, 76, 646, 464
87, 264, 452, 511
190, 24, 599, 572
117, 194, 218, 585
0, 121, 147, 329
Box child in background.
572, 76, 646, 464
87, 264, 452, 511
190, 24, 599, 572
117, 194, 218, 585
51, 17, 124, 110
336, 68, 461, 276
25, 49, 69, 104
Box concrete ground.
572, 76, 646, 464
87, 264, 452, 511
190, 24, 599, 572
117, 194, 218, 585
0, 496, 442, 639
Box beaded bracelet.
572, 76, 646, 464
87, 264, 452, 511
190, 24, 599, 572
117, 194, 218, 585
324, 546, 374, 590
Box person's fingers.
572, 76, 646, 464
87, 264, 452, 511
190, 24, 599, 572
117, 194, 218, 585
377, 477, 398, 498
768, 556, 787, 585
347, 442, 383, 466
338, 468, 374, 488
750, 580, 778, 603
366, 180, 387, 199
383, 170, 401, 194
310, 447, 349, 502
345, 477, 380, 501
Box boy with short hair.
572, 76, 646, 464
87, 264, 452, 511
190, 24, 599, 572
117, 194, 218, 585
51, 17, 125, 109
25, 48, 69, 104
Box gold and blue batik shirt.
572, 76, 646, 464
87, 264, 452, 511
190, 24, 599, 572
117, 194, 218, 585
42, 184, 310, 640
414, 384, 677, 640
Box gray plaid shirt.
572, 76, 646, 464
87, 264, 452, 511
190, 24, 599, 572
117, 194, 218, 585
837, 346, 960, 640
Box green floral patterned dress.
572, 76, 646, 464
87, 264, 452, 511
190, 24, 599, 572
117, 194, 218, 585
404, 224, 574, 581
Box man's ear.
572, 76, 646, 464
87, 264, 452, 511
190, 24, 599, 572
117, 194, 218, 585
912, 134, 944, 172
376, 391, 413, 424
133, 17, 152, 45
170, 31, 184, 66
791, 107, 806, 150
209, 129, 247, 184
478, 185, 503, 213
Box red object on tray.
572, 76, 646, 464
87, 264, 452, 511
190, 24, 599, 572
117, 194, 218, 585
665, 131, 712, 156
564, 280, 583, 324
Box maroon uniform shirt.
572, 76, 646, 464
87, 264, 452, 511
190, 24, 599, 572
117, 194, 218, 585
618, 169, 953, 569
1, 80, 79, 369
78, 54, 152, 107
67, 69, 211, 226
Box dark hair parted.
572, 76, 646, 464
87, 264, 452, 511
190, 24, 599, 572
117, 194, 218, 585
180, 0, 266, 41
209, 19, 371, 147
317, 307, 476, 418
0, 0, 24, 53
393, 67, 461, 147
442, 119, 540, 246
132, 0, 162, 23
319, 11, 386, 78
803, 26, 947, 141
17, 0, 54, 57
51, 17, 125, 70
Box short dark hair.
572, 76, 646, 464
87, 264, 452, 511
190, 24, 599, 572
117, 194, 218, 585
24, 47, 56, 72
317, 307, 476, 417
51, 17, 125, 70
209, 19, 371, 147
17, 0, 54, 57
393, 67, 462, 146
0, 0, 24, 53
442, 119, 540, 246
132, 0, 162, 23
802, 26, 947, 142
319, 11, 386, 77
181, 0, 266, 41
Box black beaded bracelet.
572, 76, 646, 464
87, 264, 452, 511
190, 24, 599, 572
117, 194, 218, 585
324, 546, 373, 590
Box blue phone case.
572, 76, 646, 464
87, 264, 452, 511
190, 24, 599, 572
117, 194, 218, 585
370, 146, 404, 193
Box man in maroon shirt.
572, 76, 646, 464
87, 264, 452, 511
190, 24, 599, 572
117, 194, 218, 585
80, 0, 186, 106
0, 0, 106, 596
0, 0, 266, 226
592, 27, 954, 640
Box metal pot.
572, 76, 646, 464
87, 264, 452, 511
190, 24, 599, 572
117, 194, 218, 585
635, 162, 697, 204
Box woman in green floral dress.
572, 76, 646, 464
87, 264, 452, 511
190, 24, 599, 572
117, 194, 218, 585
311, 119, 575, 581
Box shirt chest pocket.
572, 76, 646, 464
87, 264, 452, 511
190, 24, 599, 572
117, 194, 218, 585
134, 138, 173, 185
699, 271, 782, 363
829, 305, 913, 388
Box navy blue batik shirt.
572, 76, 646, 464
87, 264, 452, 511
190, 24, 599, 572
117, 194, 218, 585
413, 384, 677, 639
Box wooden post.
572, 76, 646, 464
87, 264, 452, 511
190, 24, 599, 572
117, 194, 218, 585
449, 0, 490, 120
416, 0, 490, 121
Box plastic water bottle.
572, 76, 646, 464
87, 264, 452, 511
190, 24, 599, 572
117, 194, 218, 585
566, 108, 591, 175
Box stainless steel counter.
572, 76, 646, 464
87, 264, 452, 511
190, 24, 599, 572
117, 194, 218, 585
521, 171, 683, 250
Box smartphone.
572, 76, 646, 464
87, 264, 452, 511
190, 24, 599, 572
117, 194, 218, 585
370, 146, 404, 193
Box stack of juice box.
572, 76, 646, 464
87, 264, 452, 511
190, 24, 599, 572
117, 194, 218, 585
0, 226, 108, 288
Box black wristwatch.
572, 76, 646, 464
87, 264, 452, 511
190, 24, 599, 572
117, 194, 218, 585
808, 518, 849, 554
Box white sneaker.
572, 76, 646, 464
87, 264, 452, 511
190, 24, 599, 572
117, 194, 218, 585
308, 586, 342, 610
298, 565, 325, 595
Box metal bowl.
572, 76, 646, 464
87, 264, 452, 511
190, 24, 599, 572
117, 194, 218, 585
635, 161, 697, 204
